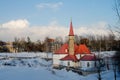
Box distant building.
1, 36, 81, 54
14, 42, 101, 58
45, 38, 55, 52
53, 20, 98, 69
5, 42, 17, 53
54, 41, 62, 53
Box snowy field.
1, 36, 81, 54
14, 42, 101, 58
0, 52, 120, 80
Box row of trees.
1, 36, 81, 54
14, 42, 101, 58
0, 32, 119, 53
96, 0, 120, 79
74, 34, 119, 51
13, 37, 45, 52
12, 36, 63, 53
112, 0, 120, 80
0, 41, 9, 52
12, 33, 119, 53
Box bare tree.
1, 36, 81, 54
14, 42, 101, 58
112, 51, 120, 80
113, 1, 120, 77
13, 37, 20, 52
54, 37, 63, 52
114, 0, 120, 37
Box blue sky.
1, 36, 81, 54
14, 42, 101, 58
0, 0, 117, 41
0, 0, 115, 25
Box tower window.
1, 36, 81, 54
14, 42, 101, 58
65, 49, 68, 52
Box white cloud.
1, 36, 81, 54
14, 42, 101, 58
75, 22, 109, 36
0, 20, 67, 41
1, 19, 29, 29
0, 19, 110, 42
36, 2, 63, 10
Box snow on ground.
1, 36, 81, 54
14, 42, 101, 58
94, 51, 116, 58
0, 52, 52, 58
0, 52, 120, 80
0, 67, 82, 80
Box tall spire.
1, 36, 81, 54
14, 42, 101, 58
69, 19, 74, 36
68, 19, 74, 55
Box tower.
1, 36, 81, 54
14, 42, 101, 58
68, 20, 74, 55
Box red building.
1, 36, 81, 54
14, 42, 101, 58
53, 20, 96, 68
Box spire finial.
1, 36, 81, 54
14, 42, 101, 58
70, 17, 72, 22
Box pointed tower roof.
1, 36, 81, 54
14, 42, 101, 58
69, 20, 74, 36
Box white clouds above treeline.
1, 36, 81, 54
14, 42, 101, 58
0, 19, 109, 42
1, 19, 29, 29
76, 22, 109, 36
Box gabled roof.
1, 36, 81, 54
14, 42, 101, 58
74, 44, 79, 53
69, 21, 74, 36
76, 44, 91, 54
80, 54, 96, 61
60, 55, 78, 62
54, 43, 68, 54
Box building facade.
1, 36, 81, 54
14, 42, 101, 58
53, 20, 97, 69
